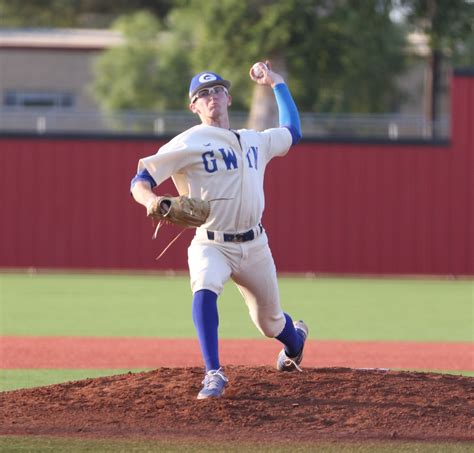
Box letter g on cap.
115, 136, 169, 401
199, 73, 217, 83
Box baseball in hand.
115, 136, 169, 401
251, 62, 267, 79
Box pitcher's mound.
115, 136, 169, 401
1, 367, 472, 442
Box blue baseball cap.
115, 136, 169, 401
189, 71, 231, 99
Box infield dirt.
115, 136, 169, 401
1, 367, 472, 443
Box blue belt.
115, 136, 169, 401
207, 224, 263, 243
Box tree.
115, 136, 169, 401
178, 0, 408, 128
452, 33, 474, 68
397, 0, 474, 134
91, 10, 192, 112
0, 0, 176, 28
91, 1, 408, 125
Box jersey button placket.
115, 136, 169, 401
233, 132, 245, 232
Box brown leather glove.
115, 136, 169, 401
147, 195, 210, 228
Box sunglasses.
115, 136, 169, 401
191, 85, 228, 104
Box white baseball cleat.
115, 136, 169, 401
197, 368, 228, 399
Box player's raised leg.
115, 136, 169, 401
232, 236, 309, 372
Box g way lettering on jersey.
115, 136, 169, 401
201, 146, 259, 173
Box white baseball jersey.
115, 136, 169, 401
138, 124, 292, 232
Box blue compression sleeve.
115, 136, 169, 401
273, 83, 302, 145
130, 168, 157, 191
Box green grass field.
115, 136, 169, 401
1, 272, 472, 451
1, 273, 472, 341
0, 436, 472, 453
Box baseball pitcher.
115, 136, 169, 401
131, 62, 308, 399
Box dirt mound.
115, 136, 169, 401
1, 367, 472, 443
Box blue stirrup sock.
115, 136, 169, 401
192, 289, 220, 372
276, 313, 305, 357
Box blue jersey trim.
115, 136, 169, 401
130, 168, 157, 191
273, 83, 302, 144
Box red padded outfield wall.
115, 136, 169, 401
0, 74, 472, 275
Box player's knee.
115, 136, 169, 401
256, 315, 286, 338
260, 327, 276, 338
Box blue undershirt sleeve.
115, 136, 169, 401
130, 168, 157, 192
273, 83, 302, 145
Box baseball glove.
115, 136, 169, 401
147, 195, 210, 228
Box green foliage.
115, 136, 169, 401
170, 0, 408, 112
314, 1, 404, 113
91, 11, 162, 111
91, 10, 191, 111
0, 0, 79, 27
400, 0, 474, 51
452, 33, 474, 68
0, 0, 177, 28
291, 1, 407, 113
398, 0, 474, 67
91, 1, 409, 113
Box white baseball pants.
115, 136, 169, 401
187, 229, 286, 337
